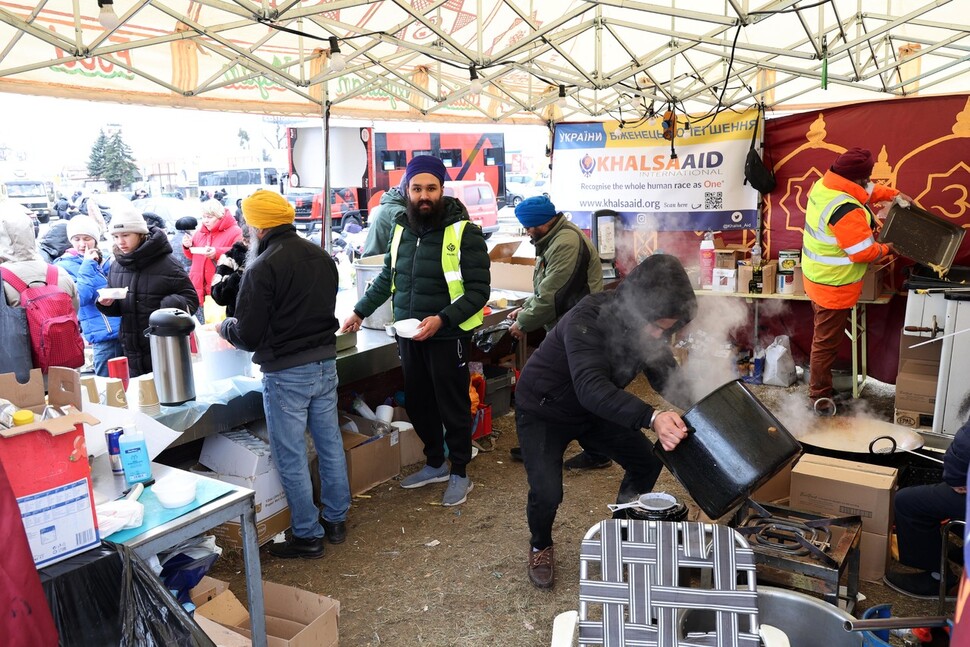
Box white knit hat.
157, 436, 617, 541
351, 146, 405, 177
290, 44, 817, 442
200, 200, 225, 219
108, 206, 149, 235
66, 216, 101, 241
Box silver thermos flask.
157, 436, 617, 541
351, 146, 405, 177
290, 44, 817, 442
145, 308, 196, 405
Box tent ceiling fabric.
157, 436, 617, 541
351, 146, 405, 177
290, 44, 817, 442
1, 1, 968, 122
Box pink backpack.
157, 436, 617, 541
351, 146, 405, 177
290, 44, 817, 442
0, 265, 84, 373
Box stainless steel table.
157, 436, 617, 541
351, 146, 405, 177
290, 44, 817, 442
94, 459, 267, 647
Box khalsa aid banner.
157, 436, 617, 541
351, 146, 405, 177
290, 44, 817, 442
550, 109, 761, 231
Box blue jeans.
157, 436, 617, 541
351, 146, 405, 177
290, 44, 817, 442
92, 339, 124, 377
262, 359, 350, 540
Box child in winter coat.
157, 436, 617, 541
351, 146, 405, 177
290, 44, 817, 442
54, 216, 122, 376
183, 200, 243, 321
96, 207, 198, 377
209, 240, 248, 317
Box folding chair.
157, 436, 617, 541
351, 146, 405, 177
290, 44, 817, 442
552, 520, 762, 647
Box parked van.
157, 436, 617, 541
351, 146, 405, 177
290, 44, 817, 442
444, 180, 499, 239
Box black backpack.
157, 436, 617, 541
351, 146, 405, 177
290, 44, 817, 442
744, 107, 776, 194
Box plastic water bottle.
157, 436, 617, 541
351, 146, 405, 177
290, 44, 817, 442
751, 241, 762, 270
119, 420, 153, 487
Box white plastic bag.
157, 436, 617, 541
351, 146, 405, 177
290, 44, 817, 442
762, 335, 797, 387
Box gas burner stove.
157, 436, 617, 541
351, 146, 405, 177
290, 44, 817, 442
731, 500, 863, 612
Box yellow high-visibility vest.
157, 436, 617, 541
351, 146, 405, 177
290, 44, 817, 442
801, 180, 874, 286
390, 222, 483, 331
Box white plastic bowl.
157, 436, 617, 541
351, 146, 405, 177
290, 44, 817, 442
152, 473, 198, 509
393, 318, 421, 339
97, 287, 129, 299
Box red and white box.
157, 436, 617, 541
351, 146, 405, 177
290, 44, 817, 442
0, 368, 101, 568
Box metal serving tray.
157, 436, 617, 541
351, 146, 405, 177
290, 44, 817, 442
878, 203, 965, 274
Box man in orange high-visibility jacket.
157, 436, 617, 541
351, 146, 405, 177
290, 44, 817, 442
801, 147, 908, 406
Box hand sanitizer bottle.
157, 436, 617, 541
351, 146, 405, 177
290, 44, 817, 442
119, 419, 152, 487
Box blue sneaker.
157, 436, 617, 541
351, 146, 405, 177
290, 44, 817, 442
441, 475, 473, 506
400, 463, 450, 489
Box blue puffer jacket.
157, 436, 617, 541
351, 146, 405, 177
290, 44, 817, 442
55, 251, 121, 344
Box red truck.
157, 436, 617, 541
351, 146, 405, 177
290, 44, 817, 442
286, 125, 507, 233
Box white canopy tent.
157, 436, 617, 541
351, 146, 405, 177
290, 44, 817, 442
1, 1, 968, 123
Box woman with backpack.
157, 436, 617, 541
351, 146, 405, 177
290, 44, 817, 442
96, 206, 198, 377
54, 216, 123, 376
0, 201, 84, 373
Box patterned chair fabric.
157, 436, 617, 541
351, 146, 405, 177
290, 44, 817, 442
576, 520, 760, 647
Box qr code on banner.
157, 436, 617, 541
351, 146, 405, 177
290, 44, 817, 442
705, 192, 723, 210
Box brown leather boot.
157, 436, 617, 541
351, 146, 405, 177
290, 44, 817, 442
528, 546, 555, 589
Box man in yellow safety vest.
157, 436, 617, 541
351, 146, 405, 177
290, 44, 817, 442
342, 156, 490, 507
801, 147, 908, 408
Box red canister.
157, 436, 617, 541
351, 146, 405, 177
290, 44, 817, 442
107, 357, 130, 390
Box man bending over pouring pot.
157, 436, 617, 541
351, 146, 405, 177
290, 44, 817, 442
515, 254, 697, 590
801, 147, 910, 411
884, 415, 969, 599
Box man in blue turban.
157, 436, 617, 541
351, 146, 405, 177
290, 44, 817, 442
507, 196, 611, 470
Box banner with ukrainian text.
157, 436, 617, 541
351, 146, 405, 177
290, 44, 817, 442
550, 109, 760, 231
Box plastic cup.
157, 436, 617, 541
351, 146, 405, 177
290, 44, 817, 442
376, 404, 394, 424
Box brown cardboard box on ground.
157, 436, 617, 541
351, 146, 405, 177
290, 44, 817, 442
737, 260, 778, 295
895, 359, 939, 414
860, 531, 890, 582
489, 241, 536, 292
789, 454, 897, 535
340, 414, 401, 494
192, 577, 339, 647
392, 406, 425, 467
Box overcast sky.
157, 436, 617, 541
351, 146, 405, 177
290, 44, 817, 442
3, 94, 550, 181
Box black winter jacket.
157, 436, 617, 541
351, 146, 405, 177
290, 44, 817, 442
97, 227, 199, 377
353, 197, 490, 339
944, 417, 970, 488
515, 254, 697, 429
220, 226, 339, 372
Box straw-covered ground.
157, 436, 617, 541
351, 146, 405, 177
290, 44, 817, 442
211, 376, 948, 646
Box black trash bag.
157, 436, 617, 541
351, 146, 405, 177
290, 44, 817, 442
117, 543, 215, 647
472, 319, 513, 353
41, 543, 215, 647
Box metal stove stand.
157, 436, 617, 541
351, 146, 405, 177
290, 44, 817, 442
732, 499, 862, 614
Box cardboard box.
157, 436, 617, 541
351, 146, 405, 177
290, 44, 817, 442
737, 260, 778, 295
193, 577, 339, 647
751, 461, 793, 503
895, 359, 939, 414
789, 454, 897, 535
898, 334, 942, 367
711, 267, 737, 293
391, 407, 425, 467
199, 430, 291, 548
0, 368, 102, 568
340, 414, 401, 494
860, 257, 893, 301
489, 241, 536, 293
713, 240, 747, 269
860, 531, 890, 582
894, 408, 934, 429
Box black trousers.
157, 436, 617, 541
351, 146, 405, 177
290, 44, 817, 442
398, 337, 472, 477
895, 482, 966, 571
516, 409, 663, 549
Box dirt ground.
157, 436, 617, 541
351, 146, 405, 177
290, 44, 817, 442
210, 376, 953, 646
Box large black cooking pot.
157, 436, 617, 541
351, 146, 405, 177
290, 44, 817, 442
654, 380, 802, 519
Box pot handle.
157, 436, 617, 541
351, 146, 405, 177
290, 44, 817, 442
869, 434, 897, 455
